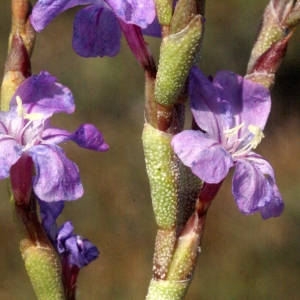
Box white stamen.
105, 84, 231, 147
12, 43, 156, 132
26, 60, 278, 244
16, 96, 45, 148
16, 95, 44, 121
224, 122, 244, 138
248, 124, 264, 149
231, 124, 264, 157
16, 96, 25, 118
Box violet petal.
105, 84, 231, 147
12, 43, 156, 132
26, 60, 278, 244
189, 66, 232, 141
11, 71, 75, 117
259, 184, 284, 219
0, 109, 22, 136
69, 124, 109, 151
38, 199, 65, 242
42, 124, 70, 145
29, 144, 83, 202
107, 0, 156, 28
30, 0, 93, 32
72, 4, 122, 57
57, 221, 74, 253
232, 159, 273, 215
247, 153, 284, 219
172, 130, 233, 183
0, 135, 22, 179
213, 71, 271, 132
67, 236, 99, 268
57, 221, 99, 268
142, 16, 162, 38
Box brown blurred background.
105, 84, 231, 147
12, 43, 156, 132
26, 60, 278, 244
1, 1, 300, 299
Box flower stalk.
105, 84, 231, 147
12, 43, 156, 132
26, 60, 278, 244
10, 0, 35, 56
143, 1, 207, 299
0, 2, 66, 299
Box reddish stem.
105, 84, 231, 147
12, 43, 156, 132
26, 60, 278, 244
118, 20, 157, 76
10, 153, 33, 207
61, 255, 80, 300
196, 181, 223, 217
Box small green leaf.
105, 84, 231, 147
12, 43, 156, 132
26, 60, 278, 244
142, 124, 179, 229
155, 15, 202, 107
154, 0, 173, 26
22, 242, 64, 300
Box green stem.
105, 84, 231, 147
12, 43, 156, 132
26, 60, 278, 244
146, 279, 190, 300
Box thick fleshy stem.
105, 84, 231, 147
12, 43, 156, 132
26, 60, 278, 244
142, 124, 179, 279
174, 182, 223, 274
144, 1, 206, 299
154, 0, 203, 133
146, 181, 222, 299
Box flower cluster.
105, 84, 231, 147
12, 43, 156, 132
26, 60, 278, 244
1, 70, 108, 202
39, 200, 99, 268
0, 70, 108, 267
30, 0, 157, 57
172, 67, 284, 219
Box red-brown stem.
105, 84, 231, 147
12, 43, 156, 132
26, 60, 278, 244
119, 20, 157, 76
145, 70, 157, 127
5, 32, 31, 77
61, 254, 80, 300
161, 25, 170, 38
11, 0, 35, 56
156, 103, 174, 132
10, 155, 50, 246
10, 154, 33, 207
12, 0, 31, 28
195, 181, 223, 237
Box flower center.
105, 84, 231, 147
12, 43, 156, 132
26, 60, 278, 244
224, 123, 264, 158
224, 122, 244, 138
16, 96, 43, 121
16, 96, 45, 149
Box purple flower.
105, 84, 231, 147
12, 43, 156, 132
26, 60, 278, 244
0, 70, 108, 202
30, 0, 157, 57
39, 200, 99, 268
171, 67, 284, 219
39, 200, 65, 242
57, 221, 99, 268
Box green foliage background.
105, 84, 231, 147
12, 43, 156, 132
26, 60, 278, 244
1, 1, 300, 299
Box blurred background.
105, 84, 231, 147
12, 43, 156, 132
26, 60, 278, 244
1, 1, 300, 299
